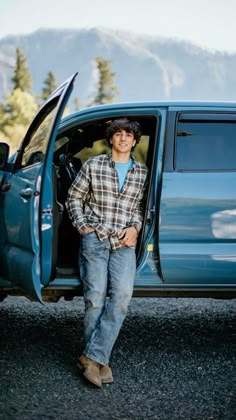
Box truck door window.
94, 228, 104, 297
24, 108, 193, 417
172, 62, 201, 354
175, 115, 236, 171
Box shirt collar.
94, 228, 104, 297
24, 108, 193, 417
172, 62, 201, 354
108, 153, 136, 170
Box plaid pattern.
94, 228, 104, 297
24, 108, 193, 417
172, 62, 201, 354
66, 154, 148, 250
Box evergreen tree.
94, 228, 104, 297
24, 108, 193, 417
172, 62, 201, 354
89, 57, 119, 106
12, 48, 32, 93
41, 71, 57, 100
0, 48, 37, 152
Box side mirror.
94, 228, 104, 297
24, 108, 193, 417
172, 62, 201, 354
0, 142, 10, 170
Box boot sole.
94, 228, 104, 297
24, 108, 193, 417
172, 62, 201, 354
101, 377, 113, 384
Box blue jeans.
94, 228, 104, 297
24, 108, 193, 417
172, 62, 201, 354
79, 231, 136, 366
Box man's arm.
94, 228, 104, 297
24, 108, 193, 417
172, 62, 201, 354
65, 161, 92, 233
129, 177, 148, 232
119, 176, 148, 247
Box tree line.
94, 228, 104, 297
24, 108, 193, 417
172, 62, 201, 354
0, 48, 119, 152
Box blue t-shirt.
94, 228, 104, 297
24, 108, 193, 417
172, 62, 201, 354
115, 159, 133, 192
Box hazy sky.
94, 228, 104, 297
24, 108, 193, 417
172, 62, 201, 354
1, 0, 235, 53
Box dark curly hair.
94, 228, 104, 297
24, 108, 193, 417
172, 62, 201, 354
105, 118, 142, 149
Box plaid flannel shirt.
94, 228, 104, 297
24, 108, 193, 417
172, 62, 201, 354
66, 154, 148, 250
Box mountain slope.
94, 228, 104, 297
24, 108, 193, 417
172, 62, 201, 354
0, 28, 235, 107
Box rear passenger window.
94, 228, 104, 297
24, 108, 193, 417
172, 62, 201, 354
175, 113, 236, 171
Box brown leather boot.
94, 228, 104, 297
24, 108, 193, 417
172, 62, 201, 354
100, 365, 113, 384
78, 355, 102, 388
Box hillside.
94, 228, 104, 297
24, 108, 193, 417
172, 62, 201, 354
0, 27, 236, 108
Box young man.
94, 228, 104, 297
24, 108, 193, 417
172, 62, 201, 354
66, 118, 148, 387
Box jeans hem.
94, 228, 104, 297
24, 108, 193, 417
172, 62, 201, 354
83, 351, 108, 367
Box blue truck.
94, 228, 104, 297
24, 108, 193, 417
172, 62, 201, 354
0, 73, 236, 302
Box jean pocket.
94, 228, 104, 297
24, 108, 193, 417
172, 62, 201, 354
81, 231, 100, 250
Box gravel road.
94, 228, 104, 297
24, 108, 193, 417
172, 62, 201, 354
0, 296, 235, 420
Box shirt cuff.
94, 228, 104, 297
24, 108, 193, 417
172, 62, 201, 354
74, 219, 89, 232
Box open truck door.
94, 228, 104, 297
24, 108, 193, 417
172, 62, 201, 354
0, 73, 77, 301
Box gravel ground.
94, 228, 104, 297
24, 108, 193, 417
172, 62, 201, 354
0, 296, 235, 420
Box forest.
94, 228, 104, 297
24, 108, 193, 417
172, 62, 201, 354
0, 49, 119, 153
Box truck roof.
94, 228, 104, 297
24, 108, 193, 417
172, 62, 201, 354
63, 100, 236, 124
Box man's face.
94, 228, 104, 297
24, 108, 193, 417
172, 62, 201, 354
110, 129, 136, 154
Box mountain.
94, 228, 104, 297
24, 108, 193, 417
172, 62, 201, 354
0, 27, 236, 108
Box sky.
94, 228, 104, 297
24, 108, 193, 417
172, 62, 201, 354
0, 0, 236, 54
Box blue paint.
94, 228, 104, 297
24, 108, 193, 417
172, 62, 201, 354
0, 76, 236, 301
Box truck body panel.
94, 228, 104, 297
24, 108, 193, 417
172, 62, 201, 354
0, 78, 235, 301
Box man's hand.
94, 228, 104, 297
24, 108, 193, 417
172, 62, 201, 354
118, 226, 138, 247
80, 227, 95, 235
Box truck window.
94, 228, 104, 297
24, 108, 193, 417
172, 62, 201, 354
175, 116, 236, 171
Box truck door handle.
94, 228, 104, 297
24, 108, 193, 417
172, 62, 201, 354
20, 187, 33, 198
